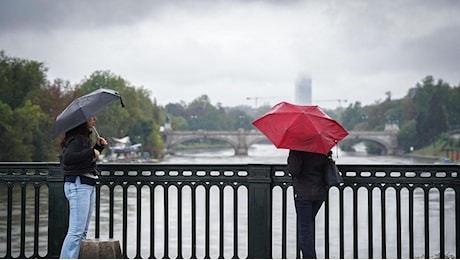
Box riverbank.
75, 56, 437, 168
410, 138, 460, 163
399, 153, 442, 163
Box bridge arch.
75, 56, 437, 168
344, 131, 399, 155
347, 137, 390, 155
166, 132, 240, 153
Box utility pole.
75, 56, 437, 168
246, 97, 261, 108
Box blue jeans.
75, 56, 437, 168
295, 200, 323, 259
60, 176, 95, 259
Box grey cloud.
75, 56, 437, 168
402, 24, 460, 72
1, 0, 459, 107
0, 0, 304, 33
0, 0, 172, 32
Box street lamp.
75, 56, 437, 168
238, 114, 245, 129
190, 115, 197, 130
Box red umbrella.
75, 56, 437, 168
252, 102, 348, 154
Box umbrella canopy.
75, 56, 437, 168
53, 88, 124, 137
252, 101, 348, 154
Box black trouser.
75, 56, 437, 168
295, 199, 323, 259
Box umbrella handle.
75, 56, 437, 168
120, 96, 125, 107
92, 127, 101, 138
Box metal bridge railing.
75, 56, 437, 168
0, 163, 459, 259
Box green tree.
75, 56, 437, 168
0, 50, 47, 109
398, 119, 417, 152
412, 76, 450, 148
165, 102, 188, 118
187, 95, 214, 130
340, 102, 366, 130
227, 108, 253, 130
0, 100, 53, 161
29, 78, 81, 119
164, 95, 255, 131
170, 116, 188, 130
15, 101, 55, 161
0, 51, 56, 161
446, 84, 460, 130
165, 102, 189, 130
0, 102, 19, 161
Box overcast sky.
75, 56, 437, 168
1, 0, 459, 108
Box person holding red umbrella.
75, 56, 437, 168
253, 101, 348, 258
287, 149, 333, 259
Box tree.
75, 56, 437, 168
0, 102, 19, 161
0, 51, 55, 161
29, 78, 81, 119
227, 108, 253, 130
0, 100, 53, 161
340, 102, 366, 130
412, 76, 449, 148
0, 50, 47, 109
170, 116, 188, 130
165, 102, 189, 130
398, 119, 417, 152
14, 101, 55, 161
446, 84, 460, 130
187, 95, 213, 130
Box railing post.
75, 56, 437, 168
47, 164, 68, 258
456, 181, 460, 258
247, 164, 272, 259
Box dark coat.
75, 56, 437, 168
287, 150, 328, 201
61, 135, 97, 176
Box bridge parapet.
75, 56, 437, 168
164, 129, 266, 155
164, 129, 400, 155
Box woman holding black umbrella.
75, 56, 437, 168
53, 88, 122, 258
59, 116, 107, 259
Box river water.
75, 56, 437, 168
0, 144, 455, 259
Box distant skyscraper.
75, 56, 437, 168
295, 75, 312, 105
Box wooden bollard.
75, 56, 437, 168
78, 239, 122, 259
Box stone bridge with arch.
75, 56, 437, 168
163, 127, 400, 156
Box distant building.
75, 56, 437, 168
295, 75, 312, 105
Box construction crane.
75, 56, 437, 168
246, 96, 289, 108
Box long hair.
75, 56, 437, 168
60, 122, 92, 149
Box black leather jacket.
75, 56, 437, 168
287, 150, 328, 201
61, 135, 100, 175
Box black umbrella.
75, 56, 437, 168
53, 88, 124, 137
